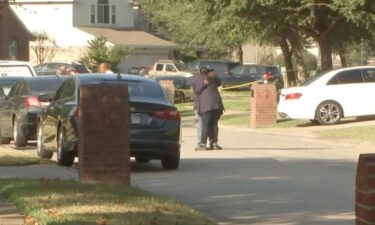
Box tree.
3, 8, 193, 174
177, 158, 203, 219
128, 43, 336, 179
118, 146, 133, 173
80, 37, 132, 72
31, 31, 57, 64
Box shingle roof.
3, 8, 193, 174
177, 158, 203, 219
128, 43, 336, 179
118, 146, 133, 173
79, 27, 176, 49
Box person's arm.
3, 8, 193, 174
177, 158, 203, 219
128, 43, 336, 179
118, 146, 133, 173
191, 76, 208, 95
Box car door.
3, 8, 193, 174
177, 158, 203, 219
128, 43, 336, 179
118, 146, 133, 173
43, 78, 76, 150
0, 81, 23, 137
324, 69, 366, 117
361, 68, 375, 114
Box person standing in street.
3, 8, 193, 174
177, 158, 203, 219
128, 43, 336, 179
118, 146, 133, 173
98, 62, 114, 74
189, 66, 224, 150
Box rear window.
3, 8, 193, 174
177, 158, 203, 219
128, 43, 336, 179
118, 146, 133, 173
28, 78, 66, 93
0, 65, 34, 77
74, 65, 89, 73
127, 81, 164, 98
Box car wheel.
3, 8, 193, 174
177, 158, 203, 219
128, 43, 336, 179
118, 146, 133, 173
13, 119, 27, 147
0, 125, 10, 144
37, 123, 53, 159
316, 101, 343, 125
135, 158, 150, 163
161, 155, 180, 170
57, 127, 75, 167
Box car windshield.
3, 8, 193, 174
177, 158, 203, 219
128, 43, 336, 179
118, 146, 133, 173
28, 78, 66, 93
0, 65, 33, 76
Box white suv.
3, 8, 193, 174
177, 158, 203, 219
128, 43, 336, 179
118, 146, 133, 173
148, 60, 193, 77
0, 61, 37, 77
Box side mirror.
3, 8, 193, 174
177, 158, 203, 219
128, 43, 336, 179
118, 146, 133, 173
38, 94, 52, 103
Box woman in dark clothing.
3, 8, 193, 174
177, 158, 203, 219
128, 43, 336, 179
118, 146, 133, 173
190, 67, 224, 150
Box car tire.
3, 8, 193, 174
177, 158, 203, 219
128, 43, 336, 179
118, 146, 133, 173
37, 123, 53, 159
135, 158, 150, 163
13, 119, 27, 147
316, 101, 343, 125
161, 155, 180, 170
57, 127, 75, 167
0, 125, 10, 144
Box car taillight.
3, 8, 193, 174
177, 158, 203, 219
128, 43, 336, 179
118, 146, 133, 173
25, 96, 41, 108
73, 106, 79, 117
285, 93, 302, 100
151, 110, 180, 121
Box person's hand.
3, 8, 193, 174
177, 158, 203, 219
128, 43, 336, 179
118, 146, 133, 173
203, 79, 210, 85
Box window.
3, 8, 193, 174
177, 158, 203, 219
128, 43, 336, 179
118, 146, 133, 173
156, 64, 163, 71
8, 39, 18, 60
165, 64, 176, 72
363, 69, 375, 83
91, 4, 95, 24
54, 79, 76, 100
336, 70, 364, 84
97, 0, 109, 24
111, 5, 116, 24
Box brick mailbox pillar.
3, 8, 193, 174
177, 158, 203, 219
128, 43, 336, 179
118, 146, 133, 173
159, 80, 175, 104
78, 83, 130, 185
250, 83, 277, 128
356, 154, 375, 225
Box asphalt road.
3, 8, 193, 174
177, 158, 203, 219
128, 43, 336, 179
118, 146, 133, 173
130, 126, 375, 225
1, 124, 375, 225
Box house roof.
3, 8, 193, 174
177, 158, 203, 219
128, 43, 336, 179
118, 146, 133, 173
8, 4, 33, 39
78, 27, 177, 49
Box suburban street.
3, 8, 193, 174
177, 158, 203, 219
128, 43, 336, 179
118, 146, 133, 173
1, 123, 375, 225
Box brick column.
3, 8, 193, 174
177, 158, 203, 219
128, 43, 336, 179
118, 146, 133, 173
159, 80, 175, 104
78, 83, 130, 185
250, 83, 277, 128
356, 154, 375, 225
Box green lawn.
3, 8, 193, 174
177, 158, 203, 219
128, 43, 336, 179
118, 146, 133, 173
219, 114, 310, 128
317, 126, 375, 141
0, 179, 216, 225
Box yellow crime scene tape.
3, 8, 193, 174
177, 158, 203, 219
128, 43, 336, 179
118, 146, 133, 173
219, 80, 262, 91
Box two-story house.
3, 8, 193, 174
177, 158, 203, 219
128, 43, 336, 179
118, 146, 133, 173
10, 0, 176, 72
0, 0, 32, 61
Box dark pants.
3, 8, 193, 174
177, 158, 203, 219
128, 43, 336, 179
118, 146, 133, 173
200, 110, 222, 145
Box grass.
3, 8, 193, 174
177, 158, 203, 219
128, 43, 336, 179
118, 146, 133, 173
0, 151, 53, 166
176, 91, 251, 118
317, 126, 375, 141
0, 179, 216, 225
219, 114, 310, 128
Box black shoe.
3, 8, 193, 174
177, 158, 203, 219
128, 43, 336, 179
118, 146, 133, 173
211, 144, 222, 150
195, 144, 207, 151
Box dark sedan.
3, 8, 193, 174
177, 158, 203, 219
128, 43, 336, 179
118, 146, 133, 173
0, 76, 67, 146
37, 74, 181, 170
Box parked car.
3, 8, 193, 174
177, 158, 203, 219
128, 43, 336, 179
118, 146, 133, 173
278, 66, 375, 125
0, 76, 67, 146
154, 75, 194, 103
37, 74, 181, 169
128, 66, 149, 76
186, 60, 240, 87
148, 60, 194, 77
34, 62, 89, 75
228, 64, 284, 89
0, 61, 37, 77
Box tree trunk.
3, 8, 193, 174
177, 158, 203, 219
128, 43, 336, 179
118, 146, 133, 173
318, 37, 333, 72
279, 36, 296, 87
338, 47, 347, 67
237, 44, 243, 64
289, 37, 308, 84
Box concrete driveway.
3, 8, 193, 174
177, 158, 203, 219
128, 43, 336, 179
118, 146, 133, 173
1, 123, 375, 225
